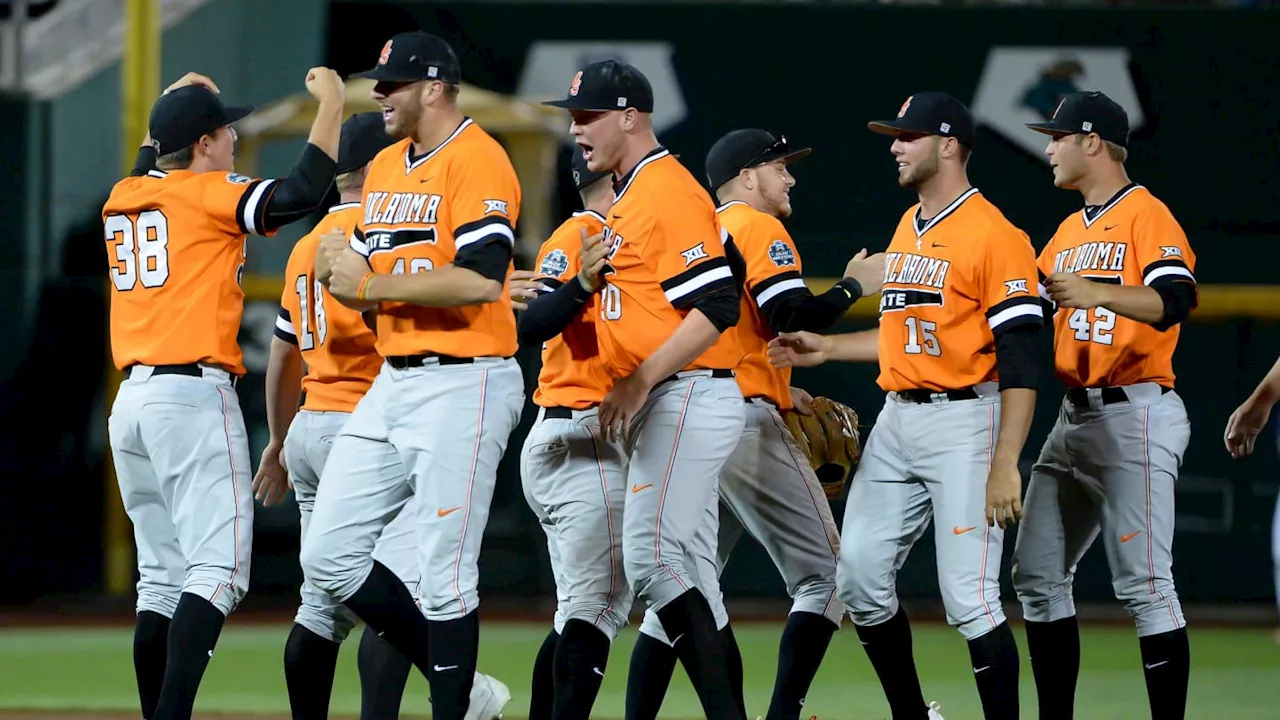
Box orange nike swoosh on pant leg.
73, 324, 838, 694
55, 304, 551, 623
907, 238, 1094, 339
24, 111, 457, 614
953, 526, 977, 535
631, 483, 652, 493
1120, 531, 1142, 543
437, 506, 462, 517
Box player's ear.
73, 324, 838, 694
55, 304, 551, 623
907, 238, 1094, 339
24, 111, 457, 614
618, 107, 636, 133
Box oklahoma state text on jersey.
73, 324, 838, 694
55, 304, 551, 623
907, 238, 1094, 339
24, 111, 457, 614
877, 188, 1042, 392
717, 200, 802, 410
103, 168, 279, 375
530, 211, 615, 409
275, 202, 381, 412
595, 149, 745, 377
349, 119, 521, 358
1038, 184, 1197, 388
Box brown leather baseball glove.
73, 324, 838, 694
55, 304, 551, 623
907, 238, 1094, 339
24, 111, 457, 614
783, 396, 862, 499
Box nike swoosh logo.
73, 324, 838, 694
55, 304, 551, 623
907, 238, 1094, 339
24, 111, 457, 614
592, 667, 605, 677
437, 506, 462, 517
932, 242, 947, 248
953, 526, 977, 535
1144, 660, 1168, 670
631, 483, 652, 493
974, 665, 991, 674
1104, 225, 1117, 231
419, 175, 436, 184
433, 664, 459, 671
1120, 531, 1142, 543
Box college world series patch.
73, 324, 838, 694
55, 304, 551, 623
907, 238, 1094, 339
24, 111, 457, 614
540, 249, 570, 278
768, 240, 797, 267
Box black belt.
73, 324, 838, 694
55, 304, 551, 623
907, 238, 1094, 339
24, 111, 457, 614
657, 368, 734, 386
544, 407, 575, 419
897, 387, 979, 404
386, 354, 479, 369
125, 363, 236, 386
1066, 385, 1171, 408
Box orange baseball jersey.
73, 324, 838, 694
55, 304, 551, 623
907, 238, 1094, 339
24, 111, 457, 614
716, 200, 800, 410
876, 188, 1042, 392
350, 119, 521, 358
530, 211, 615, 409
595, 149, 745, 378
1038, 184, 1197, 388
275, 202, 381, 412
103, 168, 280, 375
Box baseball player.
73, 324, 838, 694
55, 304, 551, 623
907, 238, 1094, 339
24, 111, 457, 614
1013, 91, 1198, 720
510, 149, 630, 720
770, 92, 1046, 720
104, 67, 345, 720
1226, 368, 1280, 645
301, 31, 524, 720
624, 128, 888, 720
251, 111, 510, 720
542, 60, 748, 720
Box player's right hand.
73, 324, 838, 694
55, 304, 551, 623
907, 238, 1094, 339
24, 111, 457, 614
985, 460, 1023, 529
163, 72, 220, 95
767, 331, 831, 369
1224, 397, 1273, 459
577, 228, 610, 293
510, 269, 550, 311
305, 67, 345, 103
843, 248, 887, 296
252, 440, 291, 506
315, 229, 349, 283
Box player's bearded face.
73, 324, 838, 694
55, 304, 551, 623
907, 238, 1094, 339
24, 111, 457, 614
373, 82, 424, 139
753, 160, 796, 218
892, 135, 940, 189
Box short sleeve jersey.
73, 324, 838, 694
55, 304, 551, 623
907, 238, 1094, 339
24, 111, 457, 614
350, 119, 522, 359
1037, 184, 1197, 388
103, 168, 280, 375
530, 211, 615, 409
594, 149, 745, 378
274, 203, 381, 413
716, 201, 803, 410
876, 189, 1042, 392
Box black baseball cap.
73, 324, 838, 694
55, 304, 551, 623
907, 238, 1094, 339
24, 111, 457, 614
542, 60, 654, 113
336, 112, 396, 175
571, 148, 610, 191
705, 129, 811, 191
148, 85, 252, 156
353, 31, 461, 84
868, 91, 976, 147
1026, 91, 1130, 148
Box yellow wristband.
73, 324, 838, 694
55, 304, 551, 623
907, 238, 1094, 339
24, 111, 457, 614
356, 272, 376, 301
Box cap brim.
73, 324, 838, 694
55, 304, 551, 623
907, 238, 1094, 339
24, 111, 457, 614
768, 147, 812, 165
542, 97, 614, 111
867, 120, 917, 137
1025, 122, 1073, 137
352, 67, 431, 82
224, 106, 254, 125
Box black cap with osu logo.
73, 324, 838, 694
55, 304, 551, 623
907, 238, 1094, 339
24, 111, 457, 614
353, 31, 462, 84
148, 85, 253, 155
867, 91, 976, 147
1026, 91, 1130, 148
542, 60, 654, 113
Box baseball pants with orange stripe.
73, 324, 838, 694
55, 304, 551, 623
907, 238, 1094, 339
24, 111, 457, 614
837, 382, 1008, 640
520, 405, 632, 640
622, 372, 746, 614
1012, 382, 1190, 637
637, 486, 732, 643
284, 409, 419, 642
301, 357, 524, 620
108, 364, 254, 618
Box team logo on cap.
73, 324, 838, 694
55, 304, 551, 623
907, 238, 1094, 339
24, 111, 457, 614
897, 96, 914, 118
378, 40, 393, 65
568, 71, 583, 97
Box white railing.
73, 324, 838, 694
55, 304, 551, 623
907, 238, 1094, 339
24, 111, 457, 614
0, 0, 212, 99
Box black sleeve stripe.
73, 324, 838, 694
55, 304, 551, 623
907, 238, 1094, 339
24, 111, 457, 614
455, 216, 515, 249
453, 238, 513, 284
660, 256, 730, 292
1142, 258, 1196, 286
986, 295, 1044, 332
751, 270, 803, 296
752, 271, 809, 311
670, 274, 737, 310
234, 179, 276, 236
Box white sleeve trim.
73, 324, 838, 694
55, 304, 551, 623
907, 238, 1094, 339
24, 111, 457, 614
987, 303, 1043, 331
664, 265, 734, 304
1144, 265, 1196, 286
239, 179, 276, 235
456, 221, 515, 249
755, 277, 807, 308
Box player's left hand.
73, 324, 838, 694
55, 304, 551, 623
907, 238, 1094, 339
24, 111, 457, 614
789, 386, 815, 415
1224, 396, 1274, 459
252, 440, 291, 506
510, 269, 550, 312
315, 229, 349, 283
164, 72, 220, 95
1045, 272, 1108, 309
328, 250, 373, 301
599, 372, 651, 443
985, 460, 1023, 529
